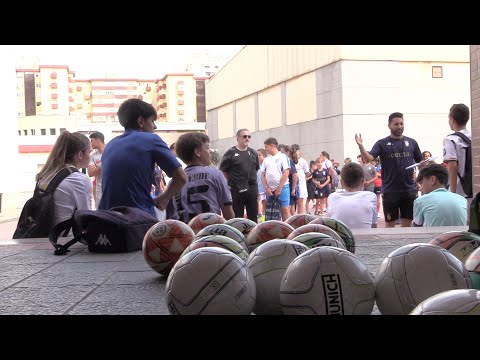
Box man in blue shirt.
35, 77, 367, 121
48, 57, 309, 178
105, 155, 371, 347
413, 163, 467, 227
99, 99, 187, 217
355, 112, 423, 227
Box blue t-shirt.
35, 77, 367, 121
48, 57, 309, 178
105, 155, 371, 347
99, 130, 181, 217
370, 136, 422, 193
413, 188, 467, 226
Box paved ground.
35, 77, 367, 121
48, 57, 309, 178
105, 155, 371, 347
0, 214, 467, 315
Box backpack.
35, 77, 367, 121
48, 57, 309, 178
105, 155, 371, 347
331, 169, 340, 189
49, 206, 158, 255
451, 132, 472, 198
12, 166, 78, 239
265, 195, 281, 221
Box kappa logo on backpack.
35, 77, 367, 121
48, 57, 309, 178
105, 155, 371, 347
12, 167, 78, 239
452, 132, 472, 198
95, 234, 112, 246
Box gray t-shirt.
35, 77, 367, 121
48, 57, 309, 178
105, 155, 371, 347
174, 165, 233, 224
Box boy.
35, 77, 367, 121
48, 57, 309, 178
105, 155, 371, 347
174, 133, 234, 223
327, 162, 378, 228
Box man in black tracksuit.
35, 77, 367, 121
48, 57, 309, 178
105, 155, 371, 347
220, 128, 259, 223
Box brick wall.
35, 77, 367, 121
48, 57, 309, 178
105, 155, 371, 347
471, 45, 480, 195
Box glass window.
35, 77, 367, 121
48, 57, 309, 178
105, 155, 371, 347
23, 130, 27, 135
41, 129, 46, 135
50, 128, 56, 135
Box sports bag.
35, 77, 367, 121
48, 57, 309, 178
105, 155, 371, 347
49, 206, 158, 255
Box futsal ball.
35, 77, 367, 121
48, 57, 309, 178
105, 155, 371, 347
290, 232, 346, 250
279, 247, 375, 315
187, 213, 226, 234
286, 224, 345, 248
246, 220, 295, 252
429, 231, 480, 263
165, 247, 256, 315
181, 234, 249, 261
285, 214, 320, 229
465, 247, 480, 290
195, 223, 249, 254
224, 217, 258, 236
143, 220, 195, 276
246, 239, 309, 315
374, 243, 472, 315
410, 289, 480, 315
310, 217, 356, 253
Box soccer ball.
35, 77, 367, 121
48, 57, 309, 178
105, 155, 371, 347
246, 239, 309, 315
410, 289, 480, 315
279, 247, 375, 315
284, 214, 320, 229
290, 232, 346, 250
181, 234, 249, 261
374, 243, 472, 315
286, 223, 345, 248
310, 217, 356, 253
143, 220, 195, 276
165, 247, 256, 315
465, 247, 480, 290
195, 223, 249, 254
224, 218, 258, 236
246, 220, 295, 253
429, 231, 480, 263
187, 213, 226, 234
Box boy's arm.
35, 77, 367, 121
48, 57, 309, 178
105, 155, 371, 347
221, 205, 235, 220
447, 161, 458, 193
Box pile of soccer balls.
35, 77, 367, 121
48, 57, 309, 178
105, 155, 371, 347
142, 213, 480, 315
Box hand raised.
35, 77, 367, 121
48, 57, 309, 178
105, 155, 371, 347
355, 133, 363, 146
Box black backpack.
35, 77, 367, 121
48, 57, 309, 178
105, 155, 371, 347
451, 132, 472, 198
49, 206, 159, 255
12, 166, 78, 239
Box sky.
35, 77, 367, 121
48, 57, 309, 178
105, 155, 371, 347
6, 45, 244, 79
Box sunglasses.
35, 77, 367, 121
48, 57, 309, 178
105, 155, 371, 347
242, 135, 252, 139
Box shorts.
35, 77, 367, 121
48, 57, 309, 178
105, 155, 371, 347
277, 184, 290, 207
259, 192, 266, 202
382, 191, 418, 222
317, 186, 331, 199
374, 186, 382, 194
299, 182, 308, 199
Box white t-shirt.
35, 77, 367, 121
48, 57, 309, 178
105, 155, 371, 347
327, 191, 377, 229
53, 172, 93, 226
295, 157, 310, 198
260, 152, 290, 191
443, 128, 471, 197
90, 150, 103, 204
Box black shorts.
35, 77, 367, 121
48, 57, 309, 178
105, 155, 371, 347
382, 191, 418, 222
374, 186, 382, 194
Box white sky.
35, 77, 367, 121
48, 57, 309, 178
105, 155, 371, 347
6, 45, 244, 79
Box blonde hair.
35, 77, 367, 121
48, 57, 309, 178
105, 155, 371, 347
36, 131, 90, 182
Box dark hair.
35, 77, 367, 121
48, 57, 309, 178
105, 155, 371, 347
341, 162, 365, 189
422, 150, 432, 159
388, 112, 403, 124
416, 163, 448, 186
264, 137, 278, 146
89, 131, 104, 143
321, 151, 330, 159
117, 98, 157, 130
449, 104, 470, 126
257, 148, 267, 157
176, 132, 210, 163
310, 160, 316, 168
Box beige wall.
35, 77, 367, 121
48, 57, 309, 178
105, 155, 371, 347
258, 84, 282, 131
217, 104, 234, 139
235, 95, 256, 134
286, 71, 316, 125
471, 45, 480, 195
207, 45, 342, 111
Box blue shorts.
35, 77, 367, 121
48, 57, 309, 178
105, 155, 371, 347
277, 184, 291, 207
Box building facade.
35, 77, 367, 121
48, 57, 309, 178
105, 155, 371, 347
206, 45, 471, 168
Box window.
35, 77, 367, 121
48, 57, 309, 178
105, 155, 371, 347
41, 129, 46, 135
50, 128, 56, 135
36, 83, 41, 88
23, 130, 27, 135
36, 101, 41, 106
432, 66, 443, 78
31, 129, 35, 135
60, 128, 66, 133
18, 130, 21, 136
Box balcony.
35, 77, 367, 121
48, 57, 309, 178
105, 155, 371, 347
51, 72, 57, 79
69, 88, 73, 93
178, 100, 184, 105
51, 104, 58, 109
68, 77, 74, 83
69, 96, 74, 102
51, 94, 58, 100
76, 86, 82, 91
50, 83, 57, 89
146, 86, 151, 92
177, 90, 184, 95
84, 94, 91, 100
76, 103, 83, 109
159, 94, 166, 99
69, 106, 74, 112
178, 110, 184, 115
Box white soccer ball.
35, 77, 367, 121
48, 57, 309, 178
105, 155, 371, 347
246, 239, 309, 315
165, 247, 256, 315
410, 289, 480, 315
279, 247, 375, 315
375, 243, 472, 315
